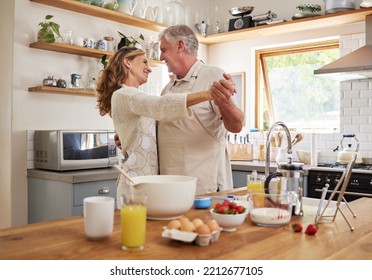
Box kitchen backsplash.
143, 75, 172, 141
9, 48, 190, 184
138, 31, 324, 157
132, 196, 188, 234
319, 32, 372, 163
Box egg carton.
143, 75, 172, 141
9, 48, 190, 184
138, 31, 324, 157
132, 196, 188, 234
161, 227, 222, 246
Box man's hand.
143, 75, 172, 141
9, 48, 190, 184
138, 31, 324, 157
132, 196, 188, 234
210, 73, 236, 109
209, 73, 244, 133
114, 133, 122, 150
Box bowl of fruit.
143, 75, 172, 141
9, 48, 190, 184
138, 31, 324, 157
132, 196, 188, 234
210, 200, 247, 232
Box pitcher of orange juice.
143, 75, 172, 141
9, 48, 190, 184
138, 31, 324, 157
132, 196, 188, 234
247, 171, 265, 207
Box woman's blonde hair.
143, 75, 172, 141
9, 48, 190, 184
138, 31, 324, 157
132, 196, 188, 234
96, 46, 145, 116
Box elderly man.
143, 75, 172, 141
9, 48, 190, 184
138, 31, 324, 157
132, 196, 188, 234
156, 25, 244, 195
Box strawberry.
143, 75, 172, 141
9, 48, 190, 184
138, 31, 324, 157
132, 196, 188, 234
291, 222, 303, 232
214, 202, 222, 209
236, 205, 245, 214
217, 205, 228, 214
229, 202, 238, 210
222, 200, 230, 207
227, 209, 235, 214
305, 224, 318, 235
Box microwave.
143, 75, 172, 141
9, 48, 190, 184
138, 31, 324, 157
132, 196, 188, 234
34, 130, 119, 171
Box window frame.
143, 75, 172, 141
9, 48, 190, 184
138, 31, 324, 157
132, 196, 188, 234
230, 72, 246, 116
254, 40, 340, 130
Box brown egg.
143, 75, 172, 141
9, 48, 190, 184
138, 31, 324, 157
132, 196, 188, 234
167, 219, 182, 230
192, 218, 204, 229
206, 219, 220, 232
179, 217, 190, 225
180, 221, 196, 232
196, 224, 211, 235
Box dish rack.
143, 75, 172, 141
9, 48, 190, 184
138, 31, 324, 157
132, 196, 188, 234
315, 153, 357, 231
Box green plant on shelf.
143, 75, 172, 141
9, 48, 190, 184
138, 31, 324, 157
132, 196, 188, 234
117, 31, 145, 49
37, 15, 62, 43
296, 4, 322, 13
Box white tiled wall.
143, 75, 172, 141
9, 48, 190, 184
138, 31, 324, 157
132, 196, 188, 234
310, 33, 372, 164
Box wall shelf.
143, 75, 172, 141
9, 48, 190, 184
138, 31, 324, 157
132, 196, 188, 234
30, 0, 372, 45
29, 41, 163, 66
30, 0, 168, 32
28, 86, 96, 97
203, 8, 372, 45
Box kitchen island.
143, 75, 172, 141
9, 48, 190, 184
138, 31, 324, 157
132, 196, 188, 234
1, 188, 371, 260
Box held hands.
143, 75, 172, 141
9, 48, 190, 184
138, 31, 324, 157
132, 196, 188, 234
210, 73, 236, 108
114, 133, 122, 150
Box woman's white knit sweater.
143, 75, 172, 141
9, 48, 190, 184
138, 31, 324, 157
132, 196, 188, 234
111, 85, 193, 177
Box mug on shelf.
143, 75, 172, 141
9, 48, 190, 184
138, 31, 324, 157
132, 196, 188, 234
103, 36, 115, 52
96, 39, 108, 51
86, 38, 96, 49
74, 36, 87, 47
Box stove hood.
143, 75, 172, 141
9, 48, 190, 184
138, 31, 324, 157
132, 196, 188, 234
314, 14, 372, 81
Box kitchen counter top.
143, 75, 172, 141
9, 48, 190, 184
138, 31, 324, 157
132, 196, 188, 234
231, 160, 277, 173
231, 160, 312, 175
27, 161, 308, 184
1, 188, 371, 260
27, 167, 119, 184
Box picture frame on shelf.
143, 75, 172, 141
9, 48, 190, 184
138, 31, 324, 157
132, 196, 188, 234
230, 72, 245, 115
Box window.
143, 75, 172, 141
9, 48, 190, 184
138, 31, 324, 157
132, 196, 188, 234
255, 40, 340, 131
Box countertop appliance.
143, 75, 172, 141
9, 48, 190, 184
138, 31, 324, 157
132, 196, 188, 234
228, 6, 277, 31
307, 163, 372, 201
314, 14, 372, 81
34, 130, 118, 171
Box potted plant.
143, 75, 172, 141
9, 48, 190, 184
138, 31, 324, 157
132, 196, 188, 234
117, 31, 144, 49
37, 15, 62, 43
100, 32, 145, 68
296, 4, 322, 14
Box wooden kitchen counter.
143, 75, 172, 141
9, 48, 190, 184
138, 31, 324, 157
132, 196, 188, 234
1, 188, 371, 260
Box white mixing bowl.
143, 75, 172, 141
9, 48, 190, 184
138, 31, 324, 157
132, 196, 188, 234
131, 175, 197, 220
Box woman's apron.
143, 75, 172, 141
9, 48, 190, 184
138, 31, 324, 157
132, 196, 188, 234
158, 64, 227, 195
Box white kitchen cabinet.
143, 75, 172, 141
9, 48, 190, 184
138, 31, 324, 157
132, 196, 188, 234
27, 168, 118, 223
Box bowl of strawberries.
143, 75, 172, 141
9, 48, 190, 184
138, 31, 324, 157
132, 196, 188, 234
210, 200, 247, 232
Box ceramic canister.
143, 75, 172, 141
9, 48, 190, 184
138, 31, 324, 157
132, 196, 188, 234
96, 39, 108, 51
103, 36, 115, 52
86, 38, 95, 49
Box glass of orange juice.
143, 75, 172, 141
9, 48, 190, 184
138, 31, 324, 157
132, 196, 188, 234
120, 192, 147, 251
247, 173, 265, 207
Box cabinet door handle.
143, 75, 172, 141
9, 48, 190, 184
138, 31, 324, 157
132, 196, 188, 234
98, 187, 110, 194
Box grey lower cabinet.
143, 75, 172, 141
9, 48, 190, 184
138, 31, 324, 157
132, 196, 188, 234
28, 177, 117, 223
232, 171, 248, 188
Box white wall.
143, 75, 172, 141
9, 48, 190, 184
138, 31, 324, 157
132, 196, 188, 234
0, 0, 14, 229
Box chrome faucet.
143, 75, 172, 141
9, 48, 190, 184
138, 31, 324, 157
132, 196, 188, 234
265, 121, 292, 177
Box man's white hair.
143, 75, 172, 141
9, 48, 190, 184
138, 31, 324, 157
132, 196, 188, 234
159, 25, 199, 56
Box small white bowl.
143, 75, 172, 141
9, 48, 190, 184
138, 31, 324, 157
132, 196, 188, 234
209, 208, 247, 232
